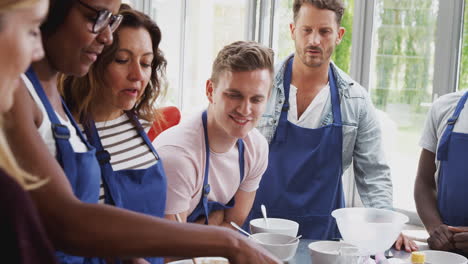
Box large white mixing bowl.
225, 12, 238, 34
331, 207, 409, 255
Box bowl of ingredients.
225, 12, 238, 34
250, 232, 300, 261
249, 217, 299, 237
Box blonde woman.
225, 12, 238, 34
0, 0, 57, 263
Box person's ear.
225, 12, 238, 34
336, 26, 346, 45
290, 22, 296, 41
206, 79, 214, 103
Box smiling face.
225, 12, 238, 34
100, 26, 154, 119
207, 69, 272, 140
44, 0, 121, 76
0, 0, 48, 113
290, 3, 345, 68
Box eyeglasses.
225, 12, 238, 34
76, 0, 123, 34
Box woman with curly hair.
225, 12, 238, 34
61, 6, 168, 264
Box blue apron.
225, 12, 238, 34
437, 91, 468, 226
82, 112, 167, 264
187, 111, 245, 224
25, 68, 101, 264
247, 58, 345, 239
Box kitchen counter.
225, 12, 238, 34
287, 239, 419, 263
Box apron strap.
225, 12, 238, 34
274, 59, 342, 143
24, 67, 92, 165
328, 65, 342, 125
437, 91, 468, 161
199, 111, 245, 224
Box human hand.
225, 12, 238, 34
393, 233, 418, 252
208, 210, 225, 226
448, 226, 468, 254
427, 224, 455, 251
227, 231, 281, 264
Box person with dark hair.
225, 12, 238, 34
415, 91, 468, 256
4, 0, 280, 263
61, 6, 169, 264
155, 41, 274, 230
0, 0, 56, 263
247, 0, 417, 251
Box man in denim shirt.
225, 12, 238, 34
247, 0, 416, 251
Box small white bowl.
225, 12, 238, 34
419, 250, 468, 264
308, 240, 370, 264
166, 257, 229, 264
251, 232, 300, 261
249, 217, 299, 237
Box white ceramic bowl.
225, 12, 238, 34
167, 257, 229, 264
418, 250, 468, 264
249, 217, 299, 237
250, 232, 300, 261
308, 240, 370, 264
332, 207, 409, 255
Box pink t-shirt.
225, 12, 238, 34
153, 112, 269, 215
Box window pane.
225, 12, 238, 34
151, 0, 184, 107
182, 0, 249, 114
370, 0, 439, 212
272, 0, 354, 72
458, 0, 468, 91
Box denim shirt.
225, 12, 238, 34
258, 54, 393, 209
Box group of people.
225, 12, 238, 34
2, 0, 468, 263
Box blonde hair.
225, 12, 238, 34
0, 120, 45, 190
0, 0, 46, 189
211, 41, 274, 85
0, 0, 38, 12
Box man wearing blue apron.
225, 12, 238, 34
154, 41, 273, 229
416, 91, 468, 256
248, 0, 415, 251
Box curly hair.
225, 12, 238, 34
61, 4, 167, 124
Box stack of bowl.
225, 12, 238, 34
248, 217, 300, 261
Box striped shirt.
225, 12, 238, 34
81, 114, 158, 203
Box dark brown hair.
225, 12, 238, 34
61, 4, 167, 124
293, 0, 344, 25
211, 41, 274, 86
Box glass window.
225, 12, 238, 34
458, 0, 468, 91
369, 0, 439, 212
151, 0, 184, 107
271, 0, 354, 72
152, 0, 249, 114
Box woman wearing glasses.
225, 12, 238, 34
61, 5, 168, 264
0, 0, 58, 263
4, 0, 280, 264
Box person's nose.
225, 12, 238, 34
308, 30, 321, 47
237, 99, 252, 116
96, 25, 114, 46
31, 34, 45, 62
128, 62, 145, 82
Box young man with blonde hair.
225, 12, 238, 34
155, 41, 274, 229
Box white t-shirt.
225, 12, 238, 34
22, 74, 88, 156
153, 112, 269, 215
419, 91, 468, 182
287, 83, 330, 129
